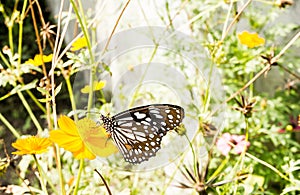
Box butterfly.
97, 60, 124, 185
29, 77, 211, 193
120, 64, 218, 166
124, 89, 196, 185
100, 104, 185, 164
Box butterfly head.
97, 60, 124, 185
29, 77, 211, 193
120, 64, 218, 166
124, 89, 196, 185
100, 114, 114, 133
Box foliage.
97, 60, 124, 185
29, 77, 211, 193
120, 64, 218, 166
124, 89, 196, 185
0, 0, 299, 194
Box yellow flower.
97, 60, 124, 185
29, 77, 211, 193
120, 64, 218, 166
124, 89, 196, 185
70, 37, 88, 51
77, 118, 118, 157
25, 54, 53, 66
11, 136, 52, 155
80, 80, 106, 94
237, 31, 265, 48
50, 116, 117, 160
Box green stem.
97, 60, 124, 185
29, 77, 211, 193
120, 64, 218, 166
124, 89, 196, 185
33, 154, 48, 195
65, 76, 78, 121
249, 72, 254, 97
86, 69, 96, 114
73, 159, 84, 195
207, 156, 229, 182
0, 50, 11, 68
17, 0, 28, 68
54, 145, 66, 195
25, 89, 47, 114
128, 44, 159, 107
69, 0, 94, 62
8, 26, 14, 53
202, 61, 214, 113
34, 154, 59, 195
246, 152, 291, 182
69, 0, 95, 113
17, 91, 43, 134
239, 117, 249, 169
0, 113, 20, 138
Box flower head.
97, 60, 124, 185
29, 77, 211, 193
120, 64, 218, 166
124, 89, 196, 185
12, 136, 52, 155
81, 80, 106, 94
277, 115, 300, 133
234, 95, 257, 118
216, 133, 250, 156
25, 54, 53, 66
237, 31, 265, 48
50, 116, 117, 160
70, 37, 88, 51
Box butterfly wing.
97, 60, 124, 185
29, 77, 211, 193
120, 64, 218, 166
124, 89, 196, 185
110, 104, 184, 164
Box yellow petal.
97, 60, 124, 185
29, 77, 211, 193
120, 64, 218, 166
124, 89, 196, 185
49, 130, 83, 152
80, 85, 91, 94
77, 118, 118, 157
25, 54, 53, 66
43, 54, 53, 63
70, 37, 88, 51
11, 136, 52, 155
72, 146, 96, 160
94, 81, 106, 90
57, 115, 79, 136
237, 31, 265, 48
80, 81, 106, 94
51, 116, 116, 160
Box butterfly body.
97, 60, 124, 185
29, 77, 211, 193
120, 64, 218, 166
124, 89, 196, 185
100, 104, 184, 164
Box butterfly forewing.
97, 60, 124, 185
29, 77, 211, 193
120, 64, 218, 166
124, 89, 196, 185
102, 104, 184, 164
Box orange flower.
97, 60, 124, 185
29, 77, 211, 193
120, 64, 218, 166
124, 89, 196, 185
237, 31, 265, 48
25, 54, 53, 66
50, 116, 117, 160
12, 136, 52, 155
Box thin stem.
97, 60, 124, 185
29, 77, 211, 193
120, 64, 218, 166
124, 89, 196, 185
51, 2, 66, 194
0, 50, 11, 68
28, 0, 52, 130
278, 64, 300, 80
221, 0, 234, 41
17, 91, 43, 134
207, 156, 229, 182
128, 44, 159, 107
69, 0, 96, 113
54, 144, 66, 195
101, 0, 132, 55
73, 159, 84, 195
65, 76, 78, 121
225, 30, 300, 103
25, 89, 47, 114
270, 31, 300, 64
0, 113, 20, 138
239, 117, 249, 170
94, 169, 112, 195
8, 25, 14, 54
28, 0, 46, 76
33, 154, 48, 195
245, 152, 291, 182
17, 0, 28, 68
34, 154, 59, 195
221, 0, 252, 42
70, 0, 94, 61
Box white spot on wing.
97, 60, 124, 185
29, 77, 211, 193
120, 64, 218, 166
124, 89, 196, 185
168, 114, 173, 119
134, 112, 146, 119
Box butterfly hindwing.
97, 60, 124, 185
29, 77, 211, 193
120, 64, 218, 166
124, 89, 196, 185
102, 104, 184, 164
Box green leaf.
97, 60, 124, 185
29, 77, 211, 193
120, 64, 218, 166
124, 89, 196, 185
37, 86, 49, 96
54, 83, 62, 96
0, 80, 38, 101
